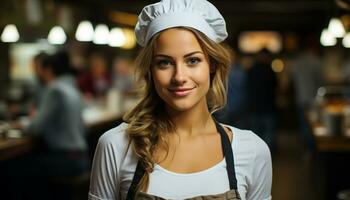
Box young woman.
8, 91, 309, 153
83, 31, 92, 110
89, 0, 272, 199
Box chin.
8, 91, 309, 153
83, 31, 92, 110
165, 99, 201, 112
169, 105, 193, 112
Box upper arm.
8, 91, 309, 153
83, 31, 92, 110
89, 134, 120, 200
246, 133, 272, 200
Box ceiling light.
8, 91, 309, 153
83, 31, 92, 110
47, 26, 67, 45
320, 29, 336, 46
342, 32, 350, 48
328, 18, 346, 38
108, 28, 126, 47
75, 20, 94, 42
121, 28, 137, 49
1, 24, 20, 42
93, 24, 109, 45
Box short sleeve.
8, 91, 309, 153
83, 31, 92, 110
246, 132, 272, 200
89, 133, 120, 200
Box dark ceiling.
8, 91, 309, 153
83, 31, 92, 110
0, 0, 348, 44
56, 0, 346, 42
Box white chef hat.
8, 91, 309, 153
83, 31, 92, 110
135, 0, 227, 47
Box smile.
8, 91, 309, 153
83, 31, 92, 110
168, 87, 195, 97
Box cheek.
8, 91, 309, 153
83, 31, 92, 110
193, 66, 211, 87
151, 69, 170, 98
152, 69, 169, 87
200, 71, 211, 96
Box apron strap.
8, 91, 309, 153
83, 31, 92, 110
126, 160, 145, 200
214, 120, 238, 190
126, 120, 238, 199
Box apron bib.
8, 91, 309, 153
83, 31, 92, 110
126, 121, 242, 200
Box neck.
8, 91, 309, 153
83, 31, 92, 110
166, 99, 215, 137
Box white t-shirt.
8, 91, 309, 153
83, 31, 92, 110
88, 122, 272, 200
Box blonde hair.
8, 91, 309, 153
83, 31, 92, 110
123, 27, 231, 192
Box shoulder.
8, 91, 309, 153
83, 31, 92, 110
89, 122, 132, 200
41, 85, 65, 103
223, 124, 271, 164
223, 124, 272, 199
46, 81, 69, 98
92, 122, 133, 174
97, 122, 129, 150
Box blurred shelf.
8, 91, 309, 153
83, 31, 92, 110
310, 122, 350, 153
0, 137, 34, 161
0, 112, 123, 162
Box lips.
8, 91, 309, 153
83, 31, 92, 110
168, 87, 195, 97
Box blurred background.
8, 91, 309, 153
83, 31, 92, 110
0, 0, 350, 199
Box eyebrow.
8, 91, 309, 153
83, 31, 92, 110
154, 51, 204, 59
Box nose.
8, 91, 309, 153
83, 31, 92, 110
171, 64, 187, 85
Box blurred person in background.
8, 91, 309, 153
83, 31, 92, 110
7, 50, 89, 200
290, 38, 324, 153
78, 52, 111, 98
247, 48, 278, 152
29, 52, 48, 110
214, 48, 249, 129
3, 53, 48, 122
112, 56, 135, 94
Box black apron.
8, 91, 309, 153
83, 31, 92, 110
126, 121, 241, 200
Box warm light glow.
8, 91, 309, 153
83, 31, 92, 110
328, 18, 346, 38
238, 31, 282, 53
121, 28, 137, 49
108, 28, 126, 47
93, 24, 109, 45
342, 32, 350, 48
47, 26, 66, 45
320, 29, 336, 46
75, 20, 94, 42
109, 11, 138, 26
1, 24, 20, 42
271, 59, 284, 73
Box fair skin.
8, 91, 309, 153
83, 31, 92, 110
151, 28, 232, 173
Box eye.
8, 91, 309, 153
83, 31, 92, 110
154, 59, 174, 69
187, 57, 201, 66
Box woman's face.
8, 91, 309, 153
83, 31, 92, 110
151, 28, 211, 112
